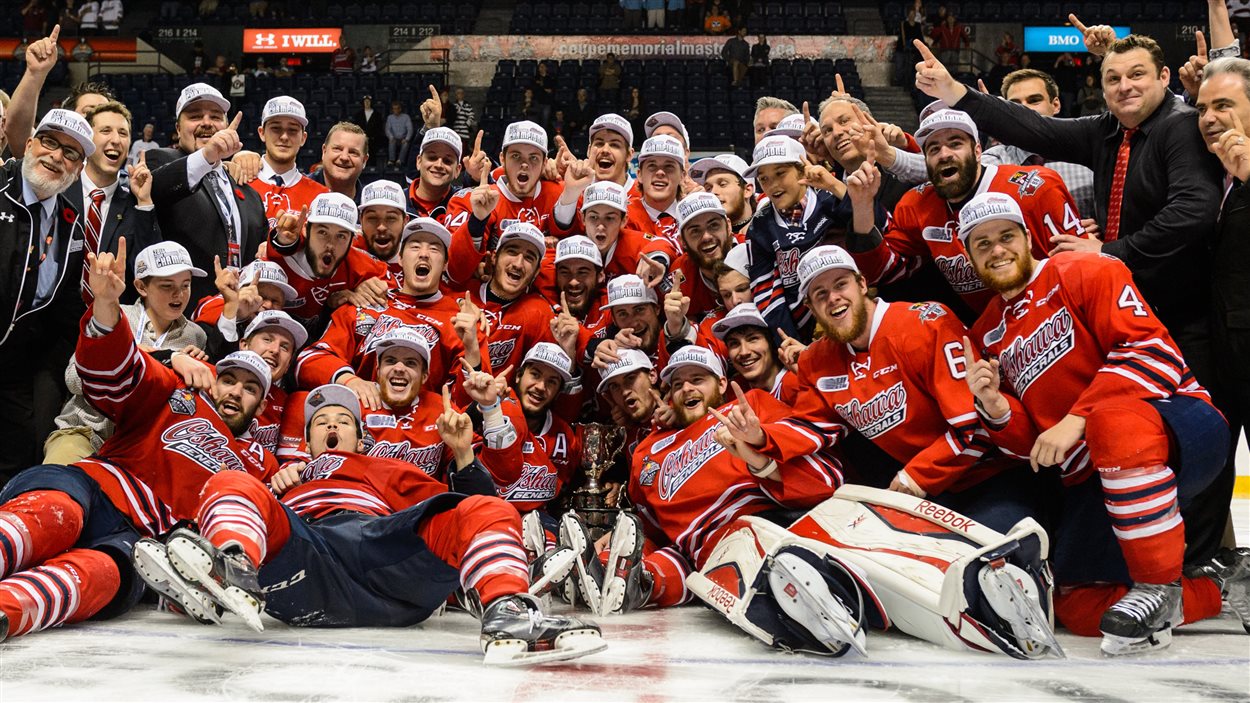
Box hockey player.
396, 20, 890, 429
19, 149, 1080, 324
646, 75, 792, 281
689, 154, 755, 236
958, 192, 1242, 653
626, 135, 686, 246
555, 179, 677, 286
354, 179, 409, 285
670, 192, 738, 321
553, 235, 610, 335
843, 109, 1085, 316
239, 309, 307, 455
192, 259, 299, 346
267, 191, 390, 329
0, 239, 276, 640
132, 383, 606, 665
711, 303, 797, 403
590, 275, 667, 372
247, 97, 327, 228
406, 127, 463, 221
295, 216, 488, 407
586, 114, 636, 190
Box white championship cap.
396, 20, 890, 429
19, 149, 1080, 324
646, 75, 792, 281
596, 348, 653, 393
243, 309, 308, 349
420, 127, 463, 159
134, 241, 208, 279
359, 179, 408, 213
589, 113, 634, 146
712, 303, 769, 340
723, 242, 750, 278
644, 111, 690, 148
175, 82, 231, 117
239, 260, 298, 302
765, 112, 814, 139
797, 244, 859, 300
581, 181, 629, 213
554, 235, 603, 268
216, 350, 273, 398
914, 108, 979, 148
521, 342, 574, 383
918, 99, 952, 123
660, 344, 725, 384
744, 136, 805, 179
371, 326, 432, 366
307, 192, 359, 232
677, 191, 727, 231
261, 96, 308, 128
497, 220, 546, 256
35, 109, 95, 158
303, 383, 361, 432
400, 217, 452, 250
957, 192, 1026, 243
605, 274, 658, 308
638, 135, 686, 167
502, 120, 549, 153
689, 154, 750, 185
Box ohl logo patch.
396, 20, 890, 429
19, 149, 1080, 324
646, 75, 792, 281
168, 388, 197, 415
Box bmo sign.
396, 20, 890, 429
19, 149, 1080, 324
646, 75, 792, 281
1024, 25, 1130, 53
243, 28, 342, 53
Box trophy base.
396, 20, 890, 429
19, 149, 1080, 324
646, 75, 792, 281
569, 505, 619, 543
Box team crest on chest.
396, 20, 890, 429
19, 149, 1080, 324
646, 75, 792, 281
168, 388, 197, 415
835, 381, 907, 439
998, 307, 1075, 395
658, 425, 723, 500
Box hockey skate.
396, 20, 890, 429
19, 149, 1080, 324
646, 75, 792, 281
767, 547, 867, 657
163, 527, 266, 633
1099, 580, 1183, 655
479, 593, 607, 666
977, 556, 1065, 658
521, 512, 576, 602
600, 512, 653, 615
558, 511, 606, 614
1187, 547, 1250, 634
133, 537, 223, 625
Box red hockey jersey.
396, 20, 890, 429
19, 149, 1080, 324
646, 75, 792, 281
73, 312, 277, 537
628, 389, 843, 567
444, 178, 565, 287
468, 282, 559, 378
853, 164, 1083, 312
969, 253, 1214, 484
625, 198, 680, 249
282, 450, 450, 520
479, 398, 582, 513
248, 386, 288, 455
249, 171, 328, 229
271, 246, 390, 326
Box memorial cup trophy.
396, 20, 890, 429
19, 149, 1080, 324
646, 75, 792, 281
569, 422, 627, 540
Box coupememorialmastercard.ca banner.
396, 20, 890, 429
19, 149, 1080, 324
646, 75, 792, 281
243, 28, 342, 53
426, 34, 897, 63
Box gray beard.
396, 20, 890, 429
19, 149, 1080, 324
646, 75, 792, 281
22, 157, 77, 200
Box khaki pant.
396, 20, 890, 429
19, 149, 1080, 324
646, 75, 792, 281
43, 427, 96, 466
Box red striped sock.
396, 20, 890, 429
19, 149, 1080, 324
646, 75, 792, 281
0, 548, 118, 638
0, 491, 84, 579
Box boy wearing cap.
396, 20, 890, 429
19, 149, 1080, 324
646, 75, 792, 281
407, 127, 464, 221
843, 108, 1084, 317
744, 135, 873, 342
46, 241, 211, 465
268, 191, 389, 329
248, 97, 328, 229
590, 274, 669, 374
695, 243, 754, 344
690, 154, 755, 236
147, 83, 267, 306
626, 135, 686, 246
354, 180, 410, 285
958, 192, 1236, 653
135, 382, 605, 665
0, 241, 278, 641
586, 114, 637, 192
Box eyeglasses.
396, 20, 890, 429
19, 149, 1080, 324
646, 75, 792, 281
36, 134, 84, 163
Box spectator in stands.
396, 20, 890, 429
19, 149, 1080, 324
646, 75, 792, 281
531, 63, 556, 127
667, 0, 685, 29
929, 11, 968, 61
517, 88, 543, 128
723, 27, 749, 87
704, 0, 731, 34
188, 40, 208, 75
644, 0, 665, 29
352, 96, 385, 161
128, 122, 158, 165
1077, 73, 1104, 115
995, 32, 1021, 67
251, 57, 271, 78
752, 96, 797, 143
70, 0, 91, 37
273, 57, 295, 78
1232, 0, 1250, 48
99, 0, 120, 34
622, 0, 642, 30
21, 0, 51, 38
624, 87, 646, 136
749, 35, 770, 88
386, 101, 414, 169
450, 88, 477, 143
564, 88, 592, 135
332, 43, 356, 75
359, 46, 379, 74
600, 54, 622, 93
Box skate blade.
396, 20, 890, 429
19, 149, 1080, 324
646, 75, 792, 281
133, 540, 222, 625
769, 553, 867, 657
167, 536, 265, 633
978, 563, 1065, 659
482, 631, 608, 667
600, 519, 641, 616
529, 548, 577, 597
1100, 627, 1173, 656
558, 516, 603, 615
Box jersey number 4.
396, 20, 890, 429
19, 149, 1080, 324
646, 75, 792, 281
1117, 285, 1149, 317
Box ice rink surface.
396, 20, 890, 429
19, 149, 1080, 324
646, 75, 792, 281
1, 499, 1246, 702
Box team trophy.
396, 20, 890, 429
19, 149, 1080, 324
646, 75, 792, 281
571, 423, 628, 539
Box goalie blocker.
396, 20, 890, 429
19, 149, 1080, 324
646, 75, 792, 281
687, 485, 1063, 660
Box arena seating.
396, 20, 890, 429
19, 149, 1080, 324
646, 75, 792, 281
881, 0, 1208, 24
157, 0, 480, 33
510, 1, 846, 35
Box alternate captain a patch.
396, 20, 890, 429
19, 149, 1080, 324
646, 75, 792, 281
169, 388, 197, 415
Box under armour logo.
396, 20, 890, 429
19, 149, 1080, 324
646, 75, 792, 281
0, 213, 14, 223
255, 33, 276, 47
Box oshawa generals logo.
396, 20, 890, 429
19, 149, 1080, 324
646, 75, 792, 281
501, 463, 559, 501
658, 425, 723, 500
360, 315, 439, 354
997, 307, 1075, 395
299, 453, 347, 482
934, 253, 986, 294
161, 419, 246, 473
367, 440, 444, 475
835, 381, 907, 439
248, 419, 279, 450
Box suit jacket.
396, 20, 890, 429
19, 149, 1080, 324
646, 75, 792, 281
66, 179, 161, 303
1214, 182, 1250, 336
0, 158, 87, 358
147, 147, 267, 305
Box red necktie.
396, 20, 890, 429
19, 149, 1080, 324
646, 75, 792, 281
1104, 127, 1137, 242
81, 188, 105, 304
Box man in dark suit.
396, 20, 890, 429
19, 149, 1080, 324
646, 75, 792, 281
147, 83, 266, 306
75, 101, 161, 303
0, 110, 93, 483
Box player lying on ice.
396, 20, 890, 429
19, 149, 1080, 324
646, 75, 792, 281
954, 192, 1250, 654
131, 375, 605, 665
553, 342, 1065, 659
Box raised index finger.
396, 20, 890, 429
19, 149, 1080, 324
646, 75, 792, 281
835, 73, 846, 95
479, 163, 489, 187
1196, 29, 1207, 57
429, 84, 440, 102
115, 236, 127, 266
560, 291, 570, 312
229, 111, 243, 131
802, 100, 811, 123
731, 380, 750, 408
442, 381, 453, 410
473, 130, 484, 154
962, 335, 977, 365
1068, 13, 1089, 34
48, 24, 60, 43
913, 39, 937, 63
